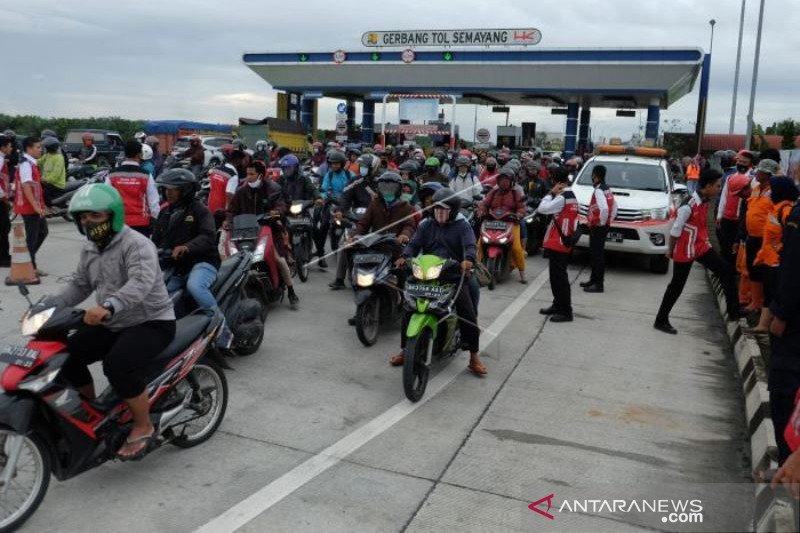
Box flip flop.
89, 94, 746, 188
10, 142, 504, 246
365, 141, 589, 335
117, 432, 155, 462
468, 361, 488, 377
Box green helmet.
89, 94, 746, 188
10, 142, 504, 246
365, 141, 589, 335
424, 156, 440, 168
68, 183, 126, 232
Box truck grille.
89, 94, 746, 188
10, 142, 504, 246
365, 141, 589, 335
579, 204, 644, 222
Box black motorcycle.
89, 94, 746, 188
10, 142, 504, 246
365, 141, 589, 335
286, 200, 315, 282
523, 197, 548, 256
161, 250, 265, 356
350, 233, 405, 346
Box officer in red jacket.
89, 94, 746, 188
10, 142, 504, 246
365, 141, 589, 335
654, 169, 742, 334
536, 167, 579, 322
14, 136, 49, 277
580, 165, 617, 293
106, 141, 160, 237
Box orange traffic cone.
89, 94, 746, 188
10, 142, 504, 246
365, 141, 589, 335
4, 222, 39, 285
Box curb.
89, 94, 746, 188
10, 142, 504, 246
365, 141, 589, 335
705, 271, 791, 531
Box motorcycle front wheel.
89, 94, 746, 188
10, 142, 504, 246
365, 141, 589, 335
403, 328, 432, 402
0, 427, 51, 533
355, 295, 380, 346
485, 257, 497, 291
171, 358, 229, 448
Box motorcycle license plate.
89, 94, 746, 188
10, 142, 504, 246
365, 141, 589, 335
607, 231, 624, 243
289, 217, 312, 226
354, 254, 385, 264
405, 283, 450, 300
484, 220, 508, 230
0, 345, 40, 368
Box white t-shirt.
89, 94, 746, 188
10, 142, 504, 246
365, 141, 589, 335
19, 154, 37, 184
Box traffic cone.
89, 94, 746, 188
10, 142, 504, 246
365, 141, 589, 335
4, 222, 39, 285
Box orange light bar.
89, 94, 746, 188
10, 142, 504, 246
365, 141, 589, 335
595, 145, 667, 158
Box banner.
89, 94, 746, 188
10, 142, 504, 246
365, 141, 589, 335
362, 28, 542, 48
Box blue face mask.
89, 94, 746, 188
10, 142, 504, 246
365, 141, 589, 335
382, 193, 396, 203
401, 193, 413, 202
360, 167, 369, 177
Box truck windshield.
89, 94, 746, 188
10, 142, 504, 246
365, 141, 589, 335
576, 161, 667, 192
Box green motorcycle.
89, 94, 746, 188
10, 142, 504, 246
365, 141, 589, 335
402, 254, 466, 402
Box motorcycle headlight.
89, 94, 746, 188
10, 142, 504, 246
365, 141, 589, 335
254, 236, 268, 258
425, 264, 443, 280
356, 272, 375, 287
642, 208, 669, 221
412, 264, 424, 280
482, 236, 490, 243
21, 307, 55, 336
290, 204, 302, 215
499, 237, 508, 244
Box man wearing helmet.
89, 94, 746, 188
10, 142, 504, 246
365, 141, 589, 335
477, 168, 528, 283
177, 135, 205, 176
449, 155, 481, 202
152, 169, 219, 315
392, 188, 487, 376
134, 131, 147, 144
253, 140, 271, 165
421, 157, 447, 185
53, 183, 176, 460
479, 157, 500, 188
106, 141, 160, 237
79, 133, 98, 166
316, 150, 353, 268
39, 136, 66, 206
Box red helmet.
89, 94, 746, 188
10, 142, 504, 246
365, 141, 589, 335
458, 149, 472, 158
82, 133, 94, 141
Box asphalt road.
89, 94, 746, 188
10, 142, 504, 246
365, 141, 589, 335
1, 219, 752, 532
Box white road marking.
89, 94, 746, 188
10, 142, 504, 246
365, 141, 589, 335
195, 269, 550, 533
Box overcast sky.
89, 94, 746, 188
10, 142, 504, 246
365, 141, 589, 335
3, 0, 798, 140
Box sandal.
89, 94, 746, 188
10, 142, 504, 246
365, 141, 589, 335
117, 431, 155, 461
468, 361, 488, 376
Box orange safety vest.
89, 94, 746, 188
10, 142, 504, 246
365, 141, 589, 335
754, 201, 793, 267
746, 183, 772, 237
686, 163, 700, 181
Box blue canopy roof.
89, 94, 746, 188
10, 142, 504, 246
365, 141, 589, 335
143, 120, 233, 134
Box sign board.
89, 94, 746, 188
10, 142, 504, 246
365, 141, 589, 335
401, 48, 416, 64
492, 106, 510, 114
362, 28, 542, 47
335, 120, 348, 134
333, 49, 347, 64
476, 128, 491, 143
336, 103, 347, 114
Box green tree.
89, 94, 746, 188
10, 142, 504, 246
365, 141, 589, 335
0, 114, 144, 140
775, 119, 798, 149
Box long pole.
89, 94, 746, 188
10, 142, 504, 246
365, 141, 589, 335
745, 0, 766, 151
729, 0, 746, 134
472, 104, 478, 144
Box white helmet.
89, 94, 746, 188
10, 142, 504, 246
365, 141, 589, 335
255, 140, 268, 151
141, 144, 153, 161
134, 131, 146, 143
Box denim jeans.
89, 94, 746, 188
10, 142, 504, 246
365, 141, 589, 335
167, 262, 218, 313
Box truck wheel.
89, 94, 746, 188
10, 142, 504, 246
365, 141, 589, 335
649, 255, 669, 274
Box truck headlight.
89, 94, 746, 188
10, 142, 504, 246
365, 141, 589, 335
642, 208, 669, 221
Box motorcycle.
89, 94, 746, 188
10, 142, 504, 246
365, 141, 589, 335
223, 213, 286, 310
350, 233, 404, 346
479, 207, 518, 290
402, 255, 466, 402
523, 198, 548, 256
160, 250, 265, 356
15, 169, 109, 223
286, 200, 315, 282
0, 284, 229, 531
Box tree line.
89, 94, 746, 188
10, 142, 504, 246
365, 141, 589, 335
0, 114, 144, 141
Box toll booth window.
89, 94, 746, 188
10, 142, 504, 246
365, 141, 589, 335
290, 110, 298, 121
577, 162, 666, 192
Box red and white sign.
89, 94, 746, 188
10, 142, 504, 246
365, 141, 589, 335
332, 49, 347, 64
401, 48, 415, 64
476, 128, 491, 143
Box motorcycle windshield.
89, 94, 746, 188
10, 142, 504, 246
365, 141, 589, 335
232, 214, 260, 241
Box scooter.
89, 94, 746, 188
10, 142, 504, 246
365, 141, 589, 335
523, 197, 548, 256
479, 207, 518, 290
0, 284, 230, 532
286, 200, 315, 282
350, 233, 404, 346
402, 255, 466, 402
224, 213, 286, 310
160, 250, 265, 356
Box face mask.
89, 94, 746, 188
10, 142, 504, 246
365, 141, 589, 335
360, 167, 369, 177
736, 164, 749, 173
83, 220, 114, 247
248, 179, 262, 188
434, 208, 450, 224
458, 171, 467, 177
401, 193, 413, 202
382, 193, 396, 203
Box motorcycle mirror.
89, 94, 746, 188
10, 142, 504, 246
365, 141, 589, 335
17, 283, 33, 307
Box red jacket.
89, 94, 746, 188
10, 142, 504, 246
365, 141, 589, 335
672, 195, 711, 263
543, 191, 579, 254
107, 164, 152, 227
587, 183, 616, 227
14, 158, 44, 216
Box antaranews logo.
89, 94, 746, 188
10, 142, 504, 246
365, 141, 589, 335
529, 494, 704, 524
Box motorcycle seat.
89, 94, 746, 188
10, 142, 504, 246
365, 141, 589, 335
212, 254, 245, 293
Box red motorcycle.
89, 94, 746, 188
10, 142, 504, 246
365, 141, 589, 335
479, 207, 518, 290
224, 213, 286, 309
0, 285, 230, 531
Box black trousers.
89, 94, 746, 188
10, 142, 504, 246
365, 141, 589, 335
21, 214, 48, 269
717, 218, 739, 272
655, 249, 738, 324
588, 225, 610, 285
400, 282, 479, 353
62, 320, 175, 399
0, 202, 10, 262
548, 250, 572, 316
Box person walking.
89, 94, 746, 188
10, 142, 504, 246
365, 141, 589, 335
580, 165, 617, 293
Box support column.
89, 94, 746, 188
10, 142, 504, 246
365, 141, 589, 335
646, 98, 660, 143
361, 100, 375, 144
301, 95, 316, 133
346, 100, 356, 140
564, 99, 579, 157
577, 106, 591, 156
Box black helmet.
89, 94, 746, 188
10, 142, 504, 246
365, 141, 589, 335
157, 168, 198, 196
327, 150, 347, 165
41, 129, 57, 139
42, 136, 60, 151
377, 171, 402, 199
398, 160, 418, 173
431, 188, 460, 220
376, 171, 402, 185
